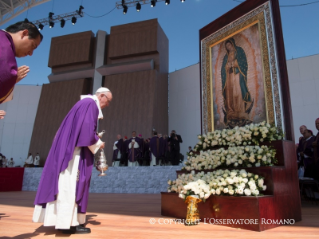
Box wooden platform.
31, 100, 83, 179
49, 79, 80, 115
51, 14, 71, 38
162, 140, 302, 231
0, 191, 319, 238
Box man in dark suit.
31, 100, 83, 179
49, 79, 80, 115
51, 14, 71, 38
168, 130, 183, 165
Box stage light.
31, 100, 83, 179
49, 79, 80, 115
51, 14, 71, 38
49, 21, 54, 28
38, 23, 44, 30
121, 0, 125, 6
165, 0, 170, 5
180, 0, 185, 2
60, 19, 65, 28
151, 0, 156, 7
123, 5, 128, 14
78, 5, 84, 15
136, 2, 141, 11
49, 12, 54, 19
71, 16, 77, 25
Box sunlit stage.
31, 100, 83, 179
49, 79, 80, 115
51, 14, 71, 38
0, 191, 319, 238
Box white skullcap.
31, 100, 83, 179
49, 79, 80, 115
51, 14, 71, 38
96, 87, 110, 94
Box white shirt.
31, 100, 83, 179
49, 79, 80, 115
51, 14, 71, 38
34, 155, 40, 165
26, 155, 33, 164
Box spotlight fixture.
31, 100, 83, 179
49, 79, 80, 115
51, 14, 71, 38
136, 2, 141, 11
123, 5, 128, 14
165, 0, 170, 5
49, 21, 54, 28
180, 0, 185, 2
151, 0, 156, 7
38, 23, 44, 30
121, 0, 125, 6
71, 16, 77, 25
60, 19, 65, 28
78, 5, 84, 15
48, 12, 54, 19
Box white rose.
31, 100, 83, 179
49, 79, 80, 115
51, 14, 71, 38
244, 189, 251, 196
179, 193, 185, 199
223, 188, 229, 193
258, 179, 264, 187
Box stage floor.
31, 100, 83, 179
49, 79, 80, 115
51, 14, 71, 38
0, 192, 318, 238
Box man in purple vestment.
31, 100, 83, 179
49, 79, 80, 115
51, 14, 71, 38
33, 87, 112, 234
149, 131, 160, 166
0, 21, 43, 117
127, 131, 141, 166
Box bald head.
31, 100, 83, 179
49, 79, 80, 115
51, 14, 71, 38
300, 125, 307, 135
316, 119, 319, 131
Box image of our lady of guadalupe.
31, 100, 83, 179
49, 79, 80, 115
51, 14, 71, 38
221, 37, 254, 128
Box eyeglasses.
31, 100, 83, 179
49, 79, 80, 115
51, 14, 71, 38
102, 94, 111, 102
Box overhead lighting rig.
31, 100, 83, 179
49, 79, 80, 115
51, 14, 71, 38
116, 0, 182, 12
31, 5, 84, 30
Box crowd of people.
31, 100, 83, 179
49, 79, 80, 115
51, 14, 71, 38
0, 152, 41, 168
112, 130, 183, 167
0, 154, 14, 168
296, 118, 319, 181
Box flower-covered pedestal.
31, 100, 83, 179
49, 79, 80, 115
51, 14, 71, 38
161, 137, 302, 231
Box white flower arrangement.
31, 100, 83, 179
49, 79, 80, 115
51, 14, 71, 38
183, 145, 276, 171
193, 121, 283, 152
168, 169, 267, 200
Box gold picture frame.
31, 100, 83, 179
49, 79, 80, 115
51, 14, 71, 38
200, 1, 285, 134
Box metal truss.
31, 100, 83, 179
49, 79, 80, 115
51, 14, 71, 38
115, 0, 170, 9
0, 0, 50, 26
32, 10, 83, 27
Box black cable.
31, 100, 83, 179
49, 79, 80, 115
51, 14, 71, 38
233, 0, 319, 7
84, 7, 116, 18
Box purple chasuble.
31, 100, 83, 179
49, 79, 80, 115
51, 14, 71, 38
0, 30, 17, 103
149, 136, 160, 158
34, 98, 99, 214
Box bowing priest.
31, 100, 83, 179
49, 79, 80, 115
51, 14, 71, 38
0, 21, 43, 118
33, 87, 112, 234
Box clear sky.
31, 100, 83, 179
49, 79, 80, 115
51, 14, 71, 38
1, 0, 319, 86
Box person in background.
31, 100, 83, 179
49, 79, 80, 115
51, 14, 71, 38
34, 153, 40, 167
25, 153, 33, 167
7, 158, 14, 167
